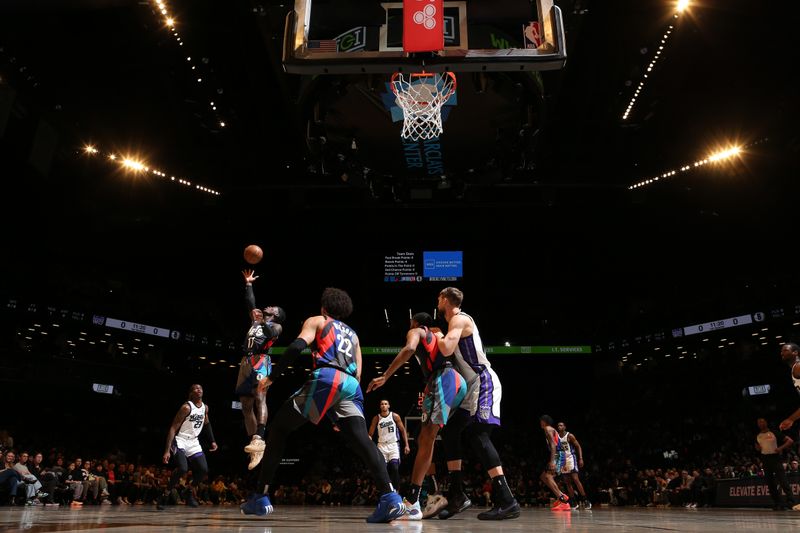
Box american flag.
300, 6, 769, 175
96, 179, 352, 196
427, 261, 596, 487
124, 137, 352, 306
307, 39, 338, 53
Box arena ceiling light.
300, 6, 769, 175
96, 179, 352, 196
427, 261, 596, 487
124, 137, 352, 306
628, 144, 742, 190
150, 1, 229, 131
81, 143, 221, 196
622, 2, 691, 121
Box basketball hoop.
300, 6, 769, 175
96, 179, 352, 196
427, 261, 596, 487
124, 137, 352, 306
390, 71, 457, 141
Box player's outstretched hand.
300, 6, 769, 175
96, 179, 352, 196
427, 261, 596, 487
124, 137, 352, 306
367, 376, 386, 393
242, 269, 259, 284
780, 419, 794, 431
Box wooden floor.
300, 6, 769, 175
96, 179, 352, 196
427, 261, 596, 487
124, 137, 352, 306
2, 504, 799, 532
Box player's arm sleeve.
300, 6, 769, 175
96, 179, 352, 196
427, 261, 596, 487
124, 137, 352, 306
201, 415, 216, 443
245, 283, 257, 312
270, 338, 308, 381
262, 322, 280, 340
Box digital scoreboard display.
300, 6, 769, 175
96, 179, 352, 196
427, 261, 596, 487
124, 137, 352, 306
384, 251, 463, 282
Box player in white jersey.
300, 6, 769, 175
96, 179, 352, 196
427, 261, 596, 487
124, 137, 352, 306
436, 287, 520, 521
369, 400, 410, 491
158, 384, 217, 510
779, 343, 800, 434
556, 422, 591, 509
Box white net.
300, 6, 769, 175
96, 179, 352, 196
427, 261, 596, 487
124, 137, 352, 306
390, 72, 457, 141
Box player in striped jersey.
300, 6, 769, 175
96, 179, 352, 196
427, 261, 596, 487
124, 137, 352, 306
241, 288, 405, 523
368, 312, 468, 519
540, 415, 570, 510
238, 269, 285, 470
556, 422, 590, 509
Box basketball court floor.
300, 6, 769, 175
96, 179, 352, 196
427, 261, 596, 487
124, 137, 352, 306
1, 505, 796, 532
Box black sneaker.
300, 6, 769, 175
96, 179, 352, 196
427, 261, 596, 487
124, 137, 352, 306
156, 494, 167, 511
187, 496, 200, 508
438, 492, 471, 519
477, 499, 521, 520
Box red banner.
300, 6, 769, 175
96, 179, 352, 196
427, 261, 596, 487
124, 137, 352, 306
403, 0, 444, 53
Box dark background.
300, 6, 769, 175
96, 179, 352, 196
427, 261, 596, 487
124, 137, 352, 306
1, 0, 799, 479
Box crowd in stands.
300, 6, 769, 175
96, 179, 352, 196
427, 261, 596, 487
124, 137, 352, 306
5, 411, 800, 512
3, 324, 799, 510
0, 444, 247, 508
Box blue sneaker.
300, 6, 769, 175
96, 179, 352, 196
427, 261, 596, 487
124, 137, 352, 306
366, 492, 406, 523
240, 493, 274, 517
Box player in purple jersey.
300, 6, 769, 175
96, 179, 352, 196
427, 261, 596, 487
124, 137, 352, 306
436, 287, 520, 521
240, 288, 405, 523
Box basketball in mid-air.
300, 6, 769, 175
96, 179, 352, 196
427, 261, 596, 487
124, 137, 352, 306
243, 244, 263, 264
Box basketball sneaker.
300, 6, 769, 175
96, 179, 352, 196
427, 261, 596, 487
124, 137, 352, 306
551, 494, 570, 510
477, 498, 521, 520
365, 491, 406, 523
584, 500, 592, 510
438, 492, 471, 519
398, 499, 422, 520
247, 450, 264, 470
244, 436, 266, 454
240, 493, 274, 517
422, 493, 448, 518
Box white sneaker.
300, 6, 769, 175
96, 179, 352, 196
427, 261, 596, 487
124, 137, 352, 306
247, 450, 264, 470
244, 436, 266, 453
399, 500, 422, 520
422, 493, 448, 518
